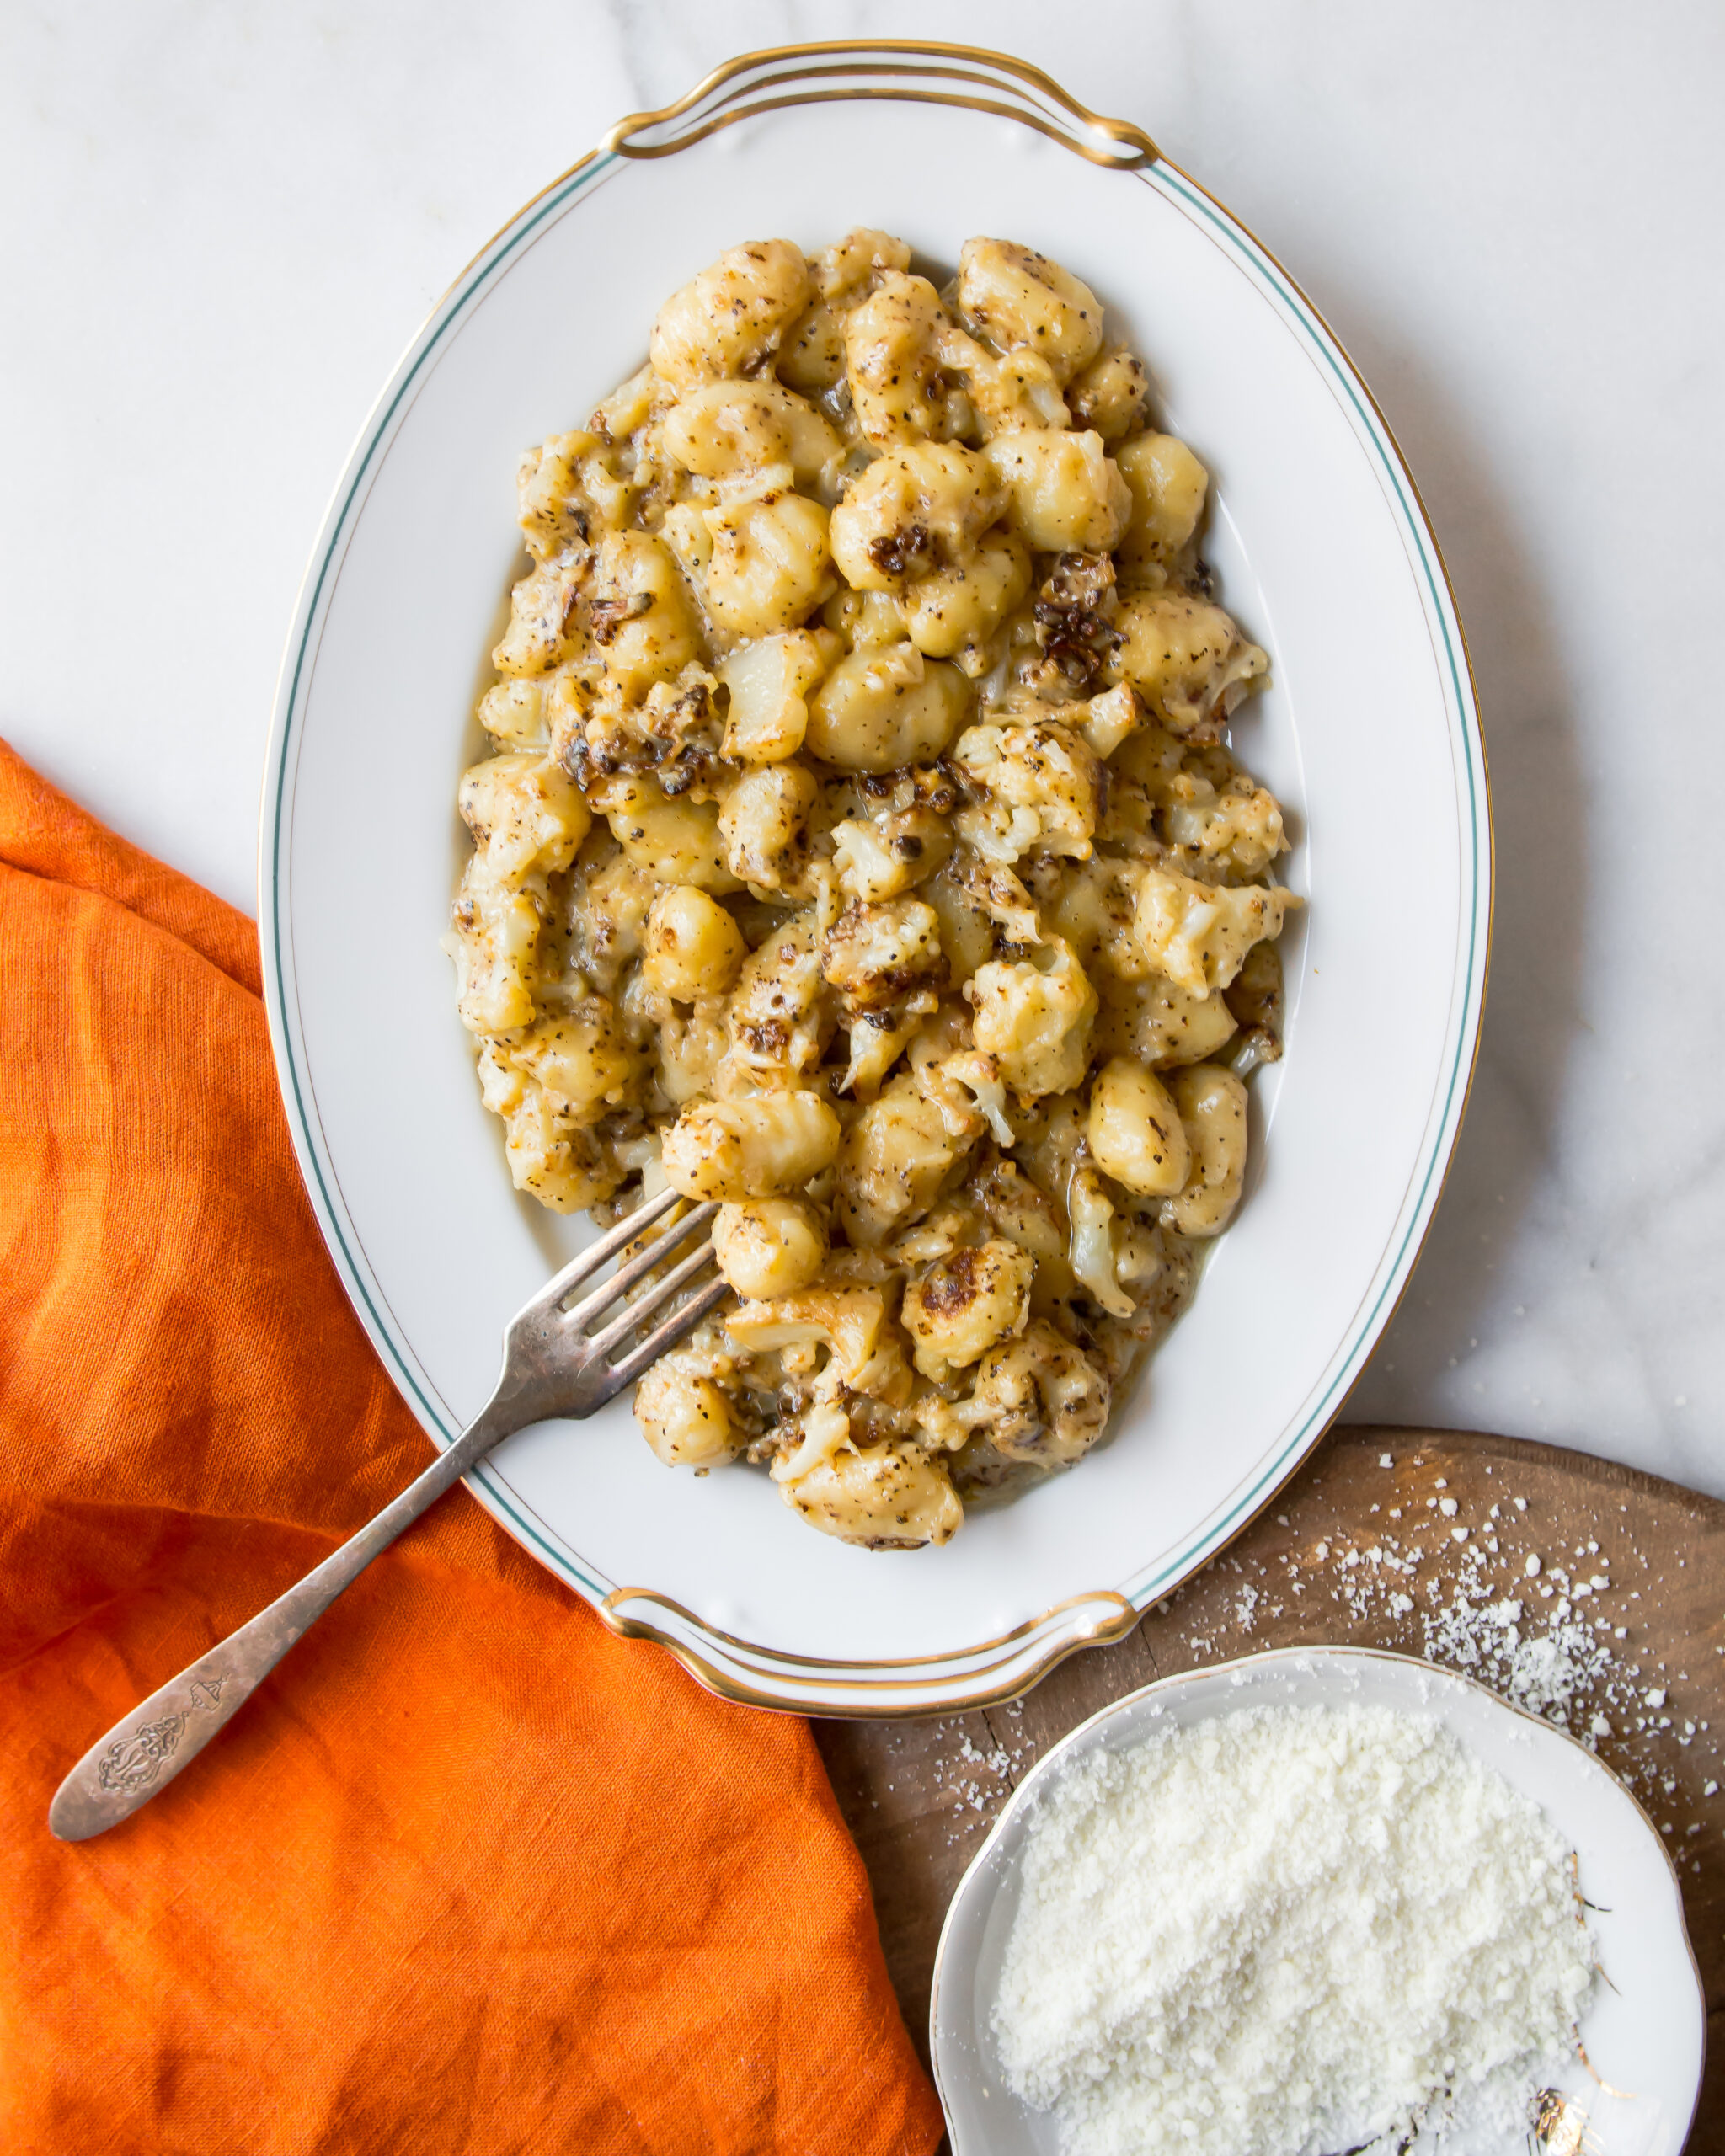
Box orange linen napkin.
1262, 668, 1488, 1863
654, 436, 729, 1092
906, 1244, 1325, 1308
0, 740, 943, 2156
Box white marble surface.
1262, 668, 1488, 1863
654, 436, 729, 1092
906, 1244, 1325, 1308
5, 3, 1722, 1489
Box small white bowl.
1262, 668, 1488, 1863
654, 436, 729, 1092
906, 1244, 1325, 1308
931, 1646, 1704, 2155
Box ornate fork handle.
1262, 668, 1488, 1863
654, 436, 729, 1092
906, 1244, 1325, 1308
50, 1192, 724, 1842
49, 1391, 528, 1841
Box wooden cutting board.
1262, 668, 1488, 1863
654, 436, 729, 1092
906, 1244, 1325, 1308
814, 1426, 1725, 2151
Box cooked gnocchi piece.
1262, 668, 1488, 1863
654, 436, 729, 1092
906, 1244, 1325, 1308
451, 231, 1300, 1550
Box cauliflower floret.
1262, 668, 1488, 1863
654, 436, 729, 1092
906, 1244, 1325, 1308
515, 428, 617, 561
969, 937, 1098, 1099
902, 1239, 1034, 1380
820, 898, 948, 1013
493, 551, 589, 678
553, 668, 727, 803
507, 1001, 640, 1125
457, 754, 590, 885
731, 1285, 918, 1506
661, 1090, 841, 1201
842, 273, 954, 446
712, 1198, 828, 1299
776, 1438, 962, 1549
1073, 682, 1143, 760
840, 1022, 945, 1107
649, 239, 813, 391
954, 1322, 1111, 1469
486, 1062, 621, 1213
830, 807, 953, 904
938, 853, 1044, 957
970, 1156, 1065, 1266
906, 1022, 1018, 1146
741, 1276, 948, 1534
932, 321, 1071, 438
475, 677, 550, 749
1066, 1165, 1135, 1318
828, 442, 1006, 593
1131, 863, 1298, 998
956, 237, 1104, 386
953, 720, 1103, 864
1107, 589, 1267, 735
448, 856, 542, 1033
820, 893, 950, 1095
728, 1283, 911, 1405
721, 911, 829, 1083
1162, 771, 1288, 881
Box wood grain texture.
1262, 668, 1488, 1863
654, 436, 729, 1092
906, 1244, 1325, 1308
814, 1425, 1725, 2152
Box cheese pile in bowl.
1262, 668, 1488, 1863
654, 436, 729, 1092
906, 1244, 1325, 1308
993, 1705, 1596, 2154
448, 230, 1300, 1550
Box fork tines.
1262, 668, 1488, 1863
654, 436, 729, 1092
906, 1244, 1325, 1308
533, 1187, 727, 1380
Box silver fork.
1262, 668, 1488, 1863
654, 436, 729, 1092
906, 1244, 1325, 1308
48, 1188, 726, 1842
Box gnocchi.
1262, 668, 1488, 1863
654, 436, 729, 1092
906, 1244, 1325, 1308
451, 232, 1300, 1550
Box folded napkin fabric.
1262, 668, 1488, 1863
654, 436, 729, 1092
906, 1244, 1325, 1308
0, 741, 942, 2156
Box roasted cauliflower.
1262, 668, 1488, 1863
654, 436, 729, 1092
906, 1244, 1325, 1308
450, 230, 1300, 1550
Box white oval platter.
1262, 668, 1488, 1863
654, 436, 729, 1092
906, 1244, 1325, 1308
932, 1646, 1705, 2155
259, 45, 1490, 1714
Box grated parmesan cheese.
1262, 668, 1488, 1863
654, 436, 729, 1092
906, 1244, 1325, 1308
992, 1704, 1594, 2156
